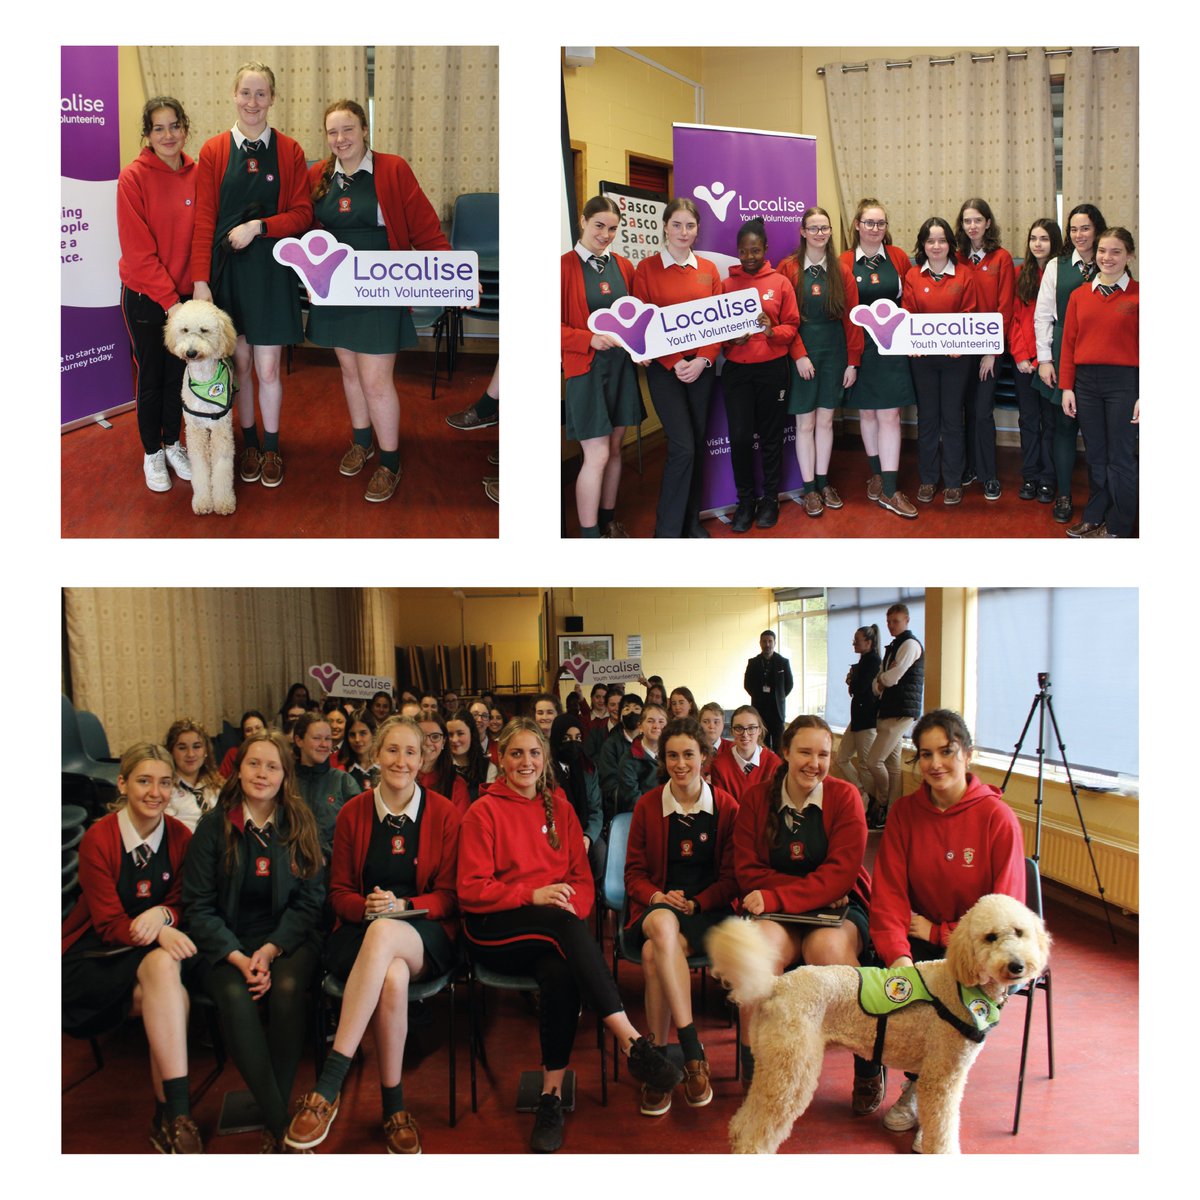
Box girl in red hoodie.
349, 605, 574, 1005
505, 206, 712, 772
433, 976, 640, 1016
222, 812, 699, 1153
719, 218, 800, 532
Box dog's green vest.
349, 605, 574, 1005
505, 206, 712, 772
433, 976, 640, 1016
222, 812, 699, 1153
855, 966, 1000, 1057
185, 359, 235, 417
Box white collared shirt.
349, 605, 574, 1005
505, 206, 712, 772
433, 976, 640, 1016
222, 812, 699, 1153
575, 241, 611, 266
733, 741, 762, 770
232, 125, 272, 150
804, 254, 828, 272
920, 259, 956, 276
1092, 273, 1130, 292
659, 248, 698, 270
661, 779, 715, 817
118, 806, 165, 856
239, 803, 276, 830
780, 776, 823, 815
643, 744, 658, 761
855, 244, 886, 262
375, 784, 423, 825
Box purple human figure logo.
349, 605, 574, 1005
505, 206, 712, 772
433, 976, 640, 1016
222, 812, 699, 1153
309, 663, 342, 691
850, 299, 907, 350
276, 234, 349, 299
591, 298, 656, 356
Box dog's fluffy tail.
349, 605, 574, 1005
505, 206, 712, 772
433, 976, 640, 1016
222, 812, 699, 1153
705, 917, 779, 1007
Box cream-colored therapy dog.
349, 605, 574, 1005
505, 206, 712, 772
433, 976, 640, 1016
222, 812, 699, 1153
163, 300, 238, 515
707, 893, 1049, 1154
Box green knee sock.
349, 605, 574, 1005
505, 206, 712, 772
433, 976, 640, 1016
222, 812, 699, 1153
882, 470, 898, 495
868, 455, 881, 474
677, 1023, 703, 1062
381, 1081, 406, 1118
262, 430, 279, 454
314, 1049, 353, 1105
380, 449, 401, 473
241, 425, 261, 450
162, 1075, 191, 1121
352, 426, 373, 449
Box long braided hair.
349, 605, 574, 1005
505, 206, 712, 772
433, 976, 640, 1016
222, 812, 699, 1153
312, 99, 369, 203
763, 714, 833, 847
498, 717, 560, 850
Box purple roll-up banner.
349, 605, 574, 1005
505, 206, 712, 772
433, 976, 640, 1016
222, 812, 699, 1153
61, 46, 129, 429
673, 123, 818, 514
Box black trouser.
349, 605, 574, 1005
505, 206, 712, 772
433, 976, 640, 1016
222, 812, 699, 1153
1074, 364, 1138, 536
202, 943, 320, 1137
912, 356, 970, 487
964, 362, 997, 480
645, 361, 714, 537
762, 711, 784, 753
721, 357, 789, 502
465, 907, 623, 1071
1012, 367, 1054, 486
1052, 405, 1079, 497
121, 286, 185, 454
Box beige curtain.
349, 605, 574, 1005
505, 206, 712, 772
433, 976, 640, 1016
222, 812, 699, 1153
1062, 47, 1138, 248
64, 588, 349, 751
373, 46, 499, 223
138, 46, 368, 156
339, 588, 397, 680
823, 50, 1056, 253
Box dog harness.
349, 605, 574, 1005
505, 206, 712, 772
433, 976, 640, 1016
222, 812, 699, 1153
183, 359, 236, 419
855, 966, 1001, 1066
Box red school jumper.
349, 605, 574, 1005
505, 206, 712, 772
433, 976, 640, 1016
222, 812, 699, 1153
719, 262, 799, 364
561, 250, 638, 379
631, 253, 723, 370
1058, 281, 1140, 387
901, 261, 981, 317
116, 147, 197, 309
708, 739, 783, 802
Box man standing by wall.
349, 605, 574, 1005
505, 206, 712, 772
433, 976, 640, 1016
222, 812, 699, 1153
743, 630, 793, 751
863, 603, 924, 827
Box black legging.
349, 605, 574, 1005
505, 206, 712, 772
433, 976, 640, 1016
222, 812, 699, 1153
202, 943, 320, 1137
465, 907, 623, 1071
120, 285, 185, 454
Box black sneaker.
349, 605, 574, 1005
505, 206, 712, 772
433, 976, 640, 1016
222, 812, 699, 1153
1037, 484, 1055, 504
731, 500, 756, 534
983, 478, 1001, 501
530, 1091, 564, 1153
1018, 481, 1037, 501
755, 497, 780, 529
627, 1035, 684, 1093
1052, 495, 1074, 524
961, 469, 978, 487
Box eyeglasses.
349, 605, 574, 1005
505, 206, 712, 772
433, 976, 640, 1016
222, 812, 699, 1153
805, 225, 832, 235
422, 732, 445, 742
731, 724, 760, 735
859, 219, 887, 229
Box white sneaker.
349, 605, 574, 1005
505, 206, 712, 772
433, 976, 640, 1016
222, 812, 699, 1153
883, 1077, 918, 1131
164, 441, 192, 480
143, 450, 171, 492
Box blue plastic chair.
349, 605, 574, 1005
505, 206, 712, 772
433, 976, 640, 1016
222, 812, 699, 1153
76, 710, 117, 763
62, 696, 119, 789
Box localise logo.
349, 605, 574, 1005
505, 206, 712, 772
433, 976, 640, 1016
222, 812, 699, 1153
850, 299, 1004, 355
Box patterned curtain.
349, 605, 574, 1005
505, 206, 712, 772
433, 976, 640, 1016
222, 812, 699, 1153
64, 588, 349, 751
823, 50, 1056, 254
373, 46, 500, 223
338, 588, 397, 680
138, 46, 368, 159
1062, 47, 1138, 250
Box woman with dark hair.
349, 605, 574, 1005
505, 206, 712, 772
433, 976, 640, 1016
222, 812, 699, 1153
285, 717, 460, 1154
1034, 202, 1108, 524
220, 710, 269, 777
457, 718, 683, 1152
418, 710, 470, 815
370, 691, 394, 723
117, 96, 196, 492
321, 699, 348, 767
840, 199, 918, 518
182, 731, 325, 1151
307, 99, 450, 502
278, 683, 310, 718
869, 709, 1024, 1134
191, 62, 312, 488
292, 710, 362, 857
446, 707, 497, 802
633, 198, 722, 538
163, 718, 223, 831
732, 714, 877, 1107
954, 199, 1015, 499
667, 687, 698, 721
902, 216, 982, 507
624, 717, 738, 1115
63, 743, 200, 1152
532, 693, 563, 740
836, 625, 881, 808
780, 206, 862, 517
708, 705, 782, 801
1010, 218, 1064, 503
1059, 227, 1139, 538
562, 194, 641, 537
719, 217, 800, 532
343, 708, 379, 790
549, 712, 605, 882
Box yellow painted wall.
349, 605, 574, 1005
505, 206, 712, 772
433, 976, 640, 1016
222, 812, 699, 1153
119, 47, 147, 165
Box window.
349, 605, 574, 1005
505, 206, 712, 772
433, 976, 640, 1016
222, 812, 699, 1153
776, 591, 829, 718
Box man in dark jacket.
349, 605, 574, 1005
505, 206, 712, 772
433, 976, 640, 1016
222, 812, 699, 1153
743, 630, 793, 751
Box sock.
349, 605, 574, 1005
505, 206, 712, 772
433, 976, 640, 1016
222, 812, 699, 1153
868, 455, 881, 475
381, 1080, 405, 1118
853, 1055, 881, 1078
379, 449, 401, 473
241, 425, 261, 450
882, 470, 898, 496
474, 390, 499, 421
815, 474, 828, 491
315, 1049, 353, 1105
598, 506, 615, 532
262, 430, 280, 454
580, 524, 601, 538
153, 1099, 166, 1125
802, 482, 816, 495
162, 1076, 191, 1121
352, 425, 373, 449
677, 1023, 703, 1062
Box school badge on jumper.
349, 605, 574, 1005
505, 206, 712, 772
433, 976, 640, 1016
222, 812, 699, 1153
790, 841, 805, 860
681, 839, 694, 857
255, 856, 270, 877
247, 159, 259, 174
392, 835, 406, 855
339, 197, 352, 213
136, 880, 151, 897
599, 281, 612, 295
962, 847, 975, 866
812, 283, 822, 296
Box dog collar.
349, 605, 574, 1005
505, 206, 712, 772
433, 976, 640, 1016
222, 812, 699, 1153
183, 359, 236, 419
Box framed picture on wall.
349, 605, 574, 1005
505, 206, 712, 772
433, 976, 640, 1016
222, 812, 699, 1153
557, 634, 614, 672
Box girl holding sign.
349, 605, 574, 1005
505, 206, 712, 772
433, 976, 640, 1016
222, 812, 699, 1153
191, 62, 312, 489
117, 96, 196, 494
308, 100, 452, 504
779, 206, 863, 518
840, 200, 918, 519
561, 195, 642, 538
719, 218, 800, 532
954, 200, 1014, 500
1058, 228, 1139, 538
633, 199, 723, 538
1033, 203, 1107, 525
902, 217, 983, 506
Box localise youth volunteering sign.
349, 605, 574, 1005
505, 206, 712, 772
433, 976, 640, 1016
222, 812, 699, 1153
586, 289, 762, 361
850, 299, 1004, 354
558, 655, 644, 687
273, 231, 480, 306
308, 662, 393, 701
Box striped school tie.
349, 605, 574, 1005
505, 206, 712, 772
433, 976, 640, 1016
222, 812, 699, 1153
1097, 283, 1118, 296
245, 818, 273, 849
860, 254, 883, 271
744, 761, 754, 776
243, 139, 263, 154
588, 255, 606, 274
807, 264, 825, 280
1080, 260, 1097, 282
133, 843, 152, 870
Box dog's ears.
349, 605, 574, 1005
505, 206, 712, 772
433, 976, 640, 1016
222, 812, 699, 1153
217, 311, 238, 360
944, 916, 980, 986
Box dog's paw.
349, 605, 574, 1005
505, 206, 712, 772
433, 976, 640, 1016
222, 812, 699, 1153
215, 499, 236, 516
192, 499, 213, 515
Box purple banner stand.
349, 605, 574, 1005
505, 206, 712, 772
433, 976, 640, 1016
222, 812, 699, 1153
673, 124, 818, 516
61, 45, 130, 429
